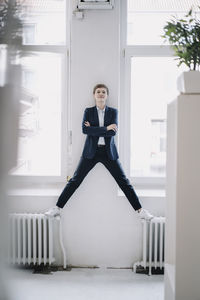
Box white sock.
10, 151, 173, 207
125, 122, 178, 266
56, 205, 62, 209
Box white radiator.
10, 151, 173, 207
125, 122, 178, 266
133, 216, 165, 275
8, 213, 67, 269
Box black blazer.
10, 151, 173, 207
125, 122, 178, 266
81, 105, 119, 160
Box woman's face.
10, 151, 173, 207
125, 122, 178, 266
94, 87, 108, 107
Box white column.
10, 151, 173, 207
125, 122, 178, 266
165, 92, 200, 300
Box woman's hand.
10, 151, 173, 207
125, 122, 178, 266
107, 124, 117, 132
84, 121, 90, 127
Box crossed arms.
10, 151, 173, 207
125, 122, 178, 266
82, 108, 118, 137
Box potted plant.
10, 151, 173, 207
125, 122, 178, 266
161, 5, 200, 93
0, 0, 23, 83
0, 0, 24, 173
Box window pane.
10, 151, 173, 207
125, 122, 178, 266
9, 52, 62, 176
127, 0, 200, 45
21, 0, 66, 45
130, 57, 187, 177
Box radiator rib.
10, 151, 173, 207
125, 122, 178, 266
133, 216, 166, 275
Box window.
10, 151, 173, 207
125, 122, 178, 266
12, 52, 62, 176
121, 0, 200, 188
127, 0, 200, 45
130, 56, 186, 178
21, 0, 66, 45
8, 0, 70, 182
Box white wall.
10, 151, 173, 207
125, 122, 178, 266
7, 0, 165, 268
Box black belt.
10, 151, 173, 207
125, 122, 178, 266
97, 144, 106, 147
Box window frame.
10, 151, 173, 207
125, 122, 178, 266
120, 0, 177, 190
8, 1, 71, 185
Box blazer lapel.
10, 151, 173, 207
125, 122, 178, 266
104, 105, 109, 126
94, 106, 99, 126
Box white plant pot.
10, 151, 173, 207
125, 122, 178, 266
177, 70, 200, 94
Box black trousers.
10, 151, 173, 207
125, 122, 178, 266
56, 145, 142, 211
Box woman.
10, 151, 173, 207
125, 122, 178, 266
45, 84, 154, 221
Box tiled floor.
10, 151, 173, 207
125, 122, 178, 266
4, 266, 164, 300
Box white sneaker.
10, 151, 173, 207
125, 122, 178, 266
137, 208, 154, 221
44, 206, 62, 218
